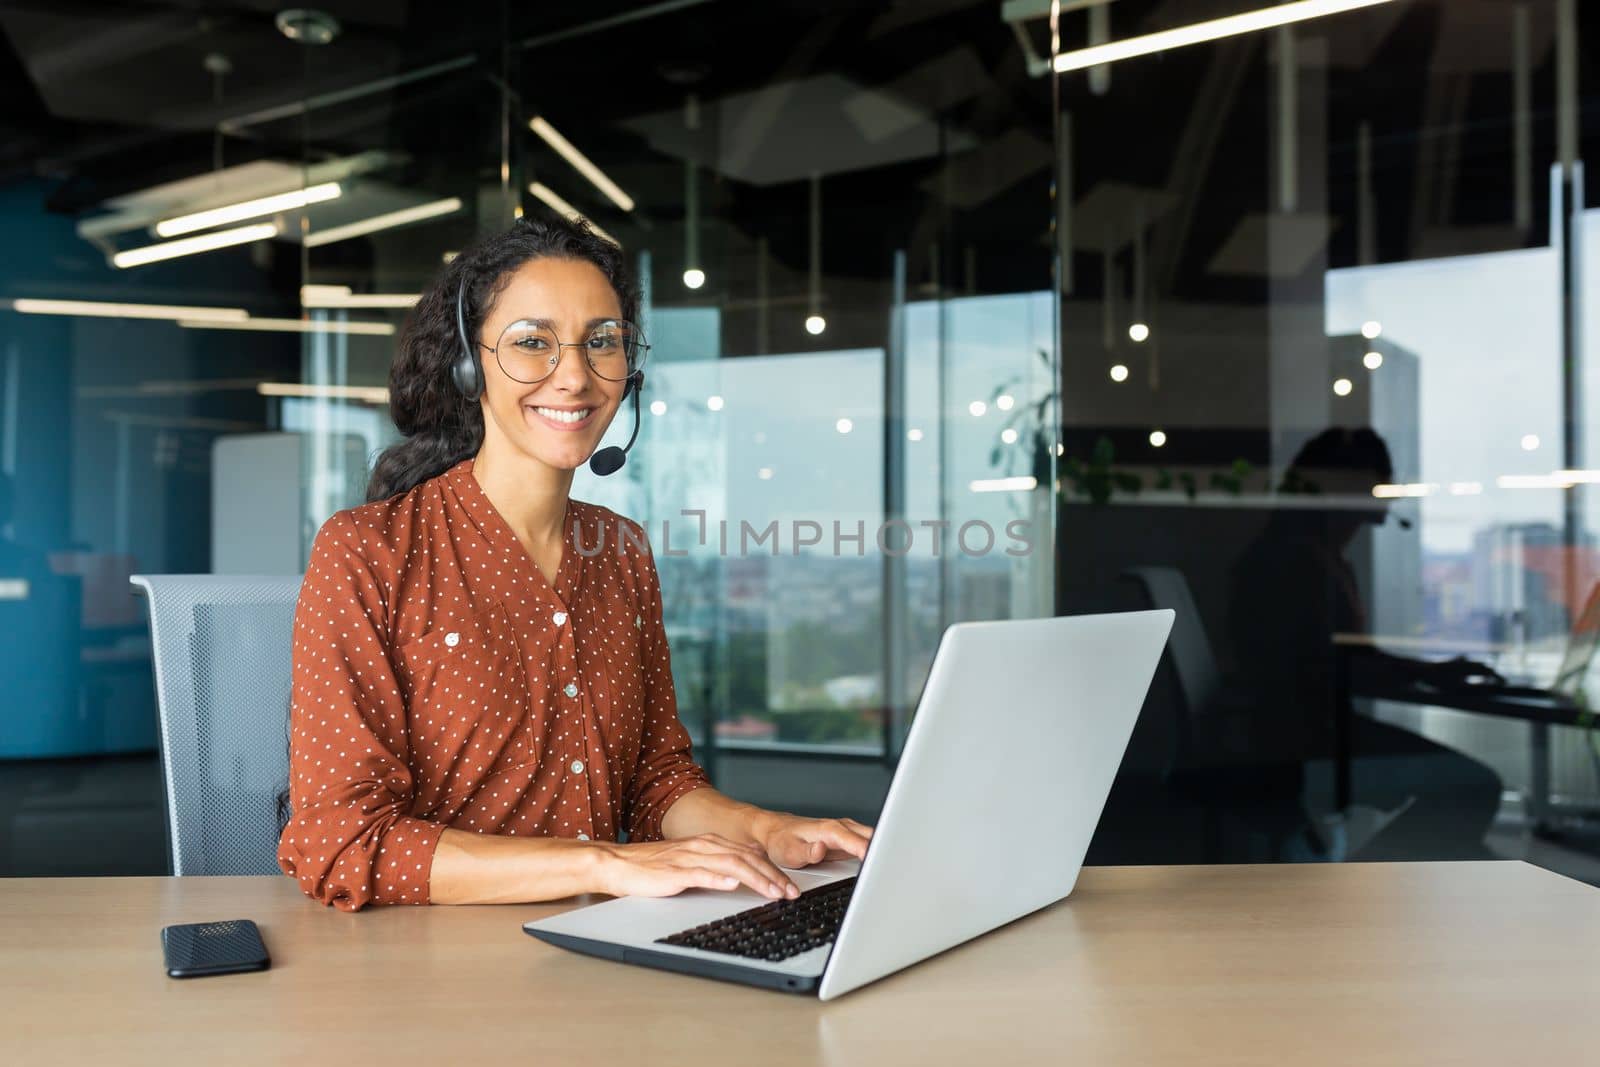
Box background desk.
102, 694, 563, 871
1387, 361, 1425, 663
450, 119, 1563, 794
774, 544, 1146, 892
1334, 632, 1591, 824
3, 863, 1597, 1065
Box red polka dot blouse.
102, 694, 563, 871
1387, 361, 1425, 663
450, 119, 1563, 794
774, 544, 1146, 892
276, 458, 710, 910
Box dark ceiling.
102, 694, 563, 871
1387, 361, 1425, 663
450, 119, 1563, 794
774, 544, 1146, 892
2, 0, 1597, 307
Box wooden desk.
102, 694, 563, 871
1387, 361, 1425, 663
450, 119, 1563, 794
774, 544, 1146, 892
3, 863, 1597, 1064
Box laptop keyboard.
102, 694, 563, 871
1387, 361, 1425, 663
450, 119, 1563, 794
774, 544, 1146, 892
655, 876, 857, 962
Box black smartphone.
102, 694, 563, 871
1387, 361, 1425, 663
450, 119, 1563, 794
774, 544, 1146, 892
161, 919, 271, 978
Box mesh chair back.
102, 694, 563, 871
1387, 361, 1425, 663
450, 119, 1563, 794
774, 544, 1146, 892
1121, 566, 1220, 720
132, 574, 301, 875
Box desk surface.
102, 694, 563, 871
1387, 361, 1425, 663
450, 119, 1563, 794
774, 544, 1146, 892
1349, 676, 1585, 726
4, 863, 1597, 1065
1332, 632, 1586, 726
1332, 631, 1520, 655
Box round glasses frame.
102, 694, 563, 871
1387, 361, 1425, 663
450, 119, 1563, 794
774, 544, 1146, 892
477, 319, 650, 385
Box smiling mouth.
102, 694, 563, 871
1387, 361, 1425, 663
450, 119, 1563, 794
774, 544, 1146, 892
526, 405, 596, 430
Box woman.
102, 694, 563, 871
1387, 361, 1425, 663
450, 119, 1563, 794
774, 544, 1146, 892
1226, 428, 1503, 859
277, 215, 872, 911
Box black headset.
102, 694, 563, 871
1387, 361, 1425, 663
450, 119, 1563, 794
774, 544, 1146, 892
453, 277, 642, 476
452, 277, 486, 401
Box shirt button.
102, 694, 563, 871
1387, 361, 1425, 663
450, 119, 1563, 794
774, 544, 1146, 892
577, 832, 590, 841
570, 759, 585, 775
552, 611, 568, 626
444, 631, 460, 648
563, 682, 578, 698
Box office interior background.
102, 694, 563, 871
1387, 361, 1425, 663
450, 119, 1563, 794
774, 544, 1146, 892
1, 0, 1598, 883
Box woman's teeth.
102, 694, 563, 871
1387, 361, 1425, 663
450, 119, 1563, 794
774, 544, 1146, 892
534, 407, 591, 424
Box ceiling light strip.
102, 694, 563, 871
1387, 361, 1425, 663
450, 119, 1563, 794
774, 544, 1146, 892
303, 198, 463, 248
258, 382, 391, 403
111, 223, 280, 268
178, 317, 395, 336
155, 182, 343, 237
1496, 474, 1578, 490
300, 284, 352, 300
527, 183, 618, 244
970, 476, 1040, 493
1372, 483, 1434, 499
1053, 0, 1396, 73
529, 116, 636, 212
2, 298, 248, 323
299, 286, 421, 309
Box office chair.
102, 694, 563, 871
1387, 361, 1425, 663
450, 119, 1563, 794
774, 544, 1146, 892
132, 574, 301, 875
1120, 567, 1325, 859
1120, 566, 1222, 729
1120, 566, 1408, 861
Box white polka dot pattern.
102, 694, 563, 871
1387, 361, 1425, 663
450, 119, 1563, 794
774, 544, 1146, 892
275, 458, 711, 910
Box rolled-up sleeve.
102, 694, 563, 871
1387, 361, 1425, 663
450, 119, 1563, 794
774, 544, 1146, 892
277, 514, 444, 910
621, 530, 711, 840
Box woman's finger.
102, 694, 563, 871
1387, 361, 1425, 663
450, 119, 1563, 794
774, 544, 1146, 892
678, 851, 795, 899
802, 820, 871, 860
664, 836, 795, 897
692, 835, 794, 887
674, 867, 742, 895
623, 862, 737, 897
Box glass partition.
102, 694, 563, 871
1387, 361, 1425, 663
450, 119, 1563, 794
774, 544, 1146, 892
1, 2, 1062, 787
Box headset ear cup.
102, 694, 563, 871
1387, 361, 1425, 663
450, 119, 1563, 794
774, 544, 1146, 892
452, 350, 482, 400
452, 276, 483, 400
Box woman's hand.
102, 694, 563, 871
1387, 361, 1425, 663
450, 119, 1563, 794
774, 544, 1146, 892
1419, 655, 1505, 688
754, 812, 874, 869
595, 834, 802, 901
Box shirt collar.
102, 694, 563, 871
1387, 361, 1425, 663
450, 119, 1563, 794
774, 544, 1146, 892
443, 457, 583, 607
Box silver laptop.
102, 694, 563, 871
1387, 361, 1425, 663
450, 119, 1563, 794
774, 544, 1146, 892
524, 609, 1174, 1000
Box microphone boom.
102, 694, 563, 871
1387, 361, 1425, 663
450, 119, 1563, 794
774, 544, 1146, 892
589, 376, 643, 477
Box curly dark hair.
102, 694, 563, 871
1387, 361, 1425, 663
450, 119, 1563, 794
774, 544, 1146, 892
365, 213, 642, 502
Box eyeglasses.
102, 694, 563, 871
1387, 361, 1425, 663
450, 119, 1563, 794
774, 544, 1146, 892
480, 318, 649, 385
